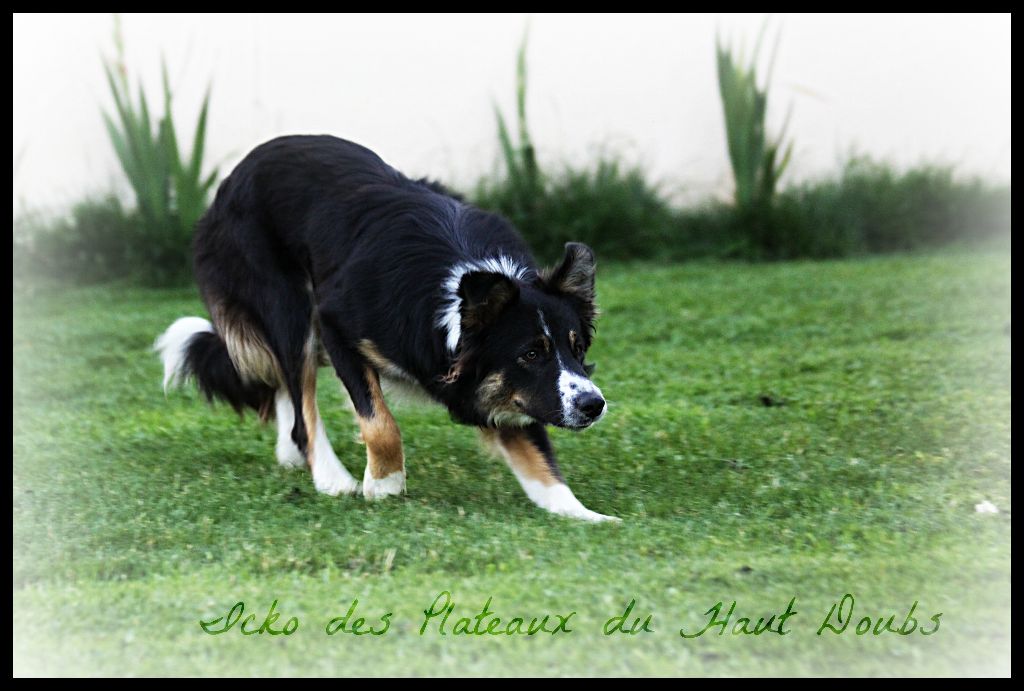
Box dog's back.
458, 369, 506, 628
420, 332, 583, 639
195, 135, 424, 295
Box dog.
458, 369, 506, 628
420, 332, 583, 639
155, 135, 617, 522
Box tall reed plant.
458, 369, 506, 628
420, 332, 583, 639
715, 24, 793, 213
492, 28, 543, 235
475, 28, 678, 261
101, 16, 218, 283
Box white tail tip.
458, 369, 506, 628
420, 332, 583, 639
154, 316, 214, 392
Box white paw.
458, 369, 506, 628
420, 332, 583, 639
275, 442, 306, 469
362, 468, 406, 500
524, 482, 620, 523
556, 506, 622, 523
312, 459, 360, 496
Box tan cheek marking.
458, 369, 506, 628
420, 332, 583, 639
477, 372, 522, 416
357, 366, 405, 479
492, 428, 559, 487
477, 372, 507, 407
477, 374, 534, 426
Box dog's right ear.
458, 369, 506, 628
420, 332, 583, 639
459, 272, 520, 333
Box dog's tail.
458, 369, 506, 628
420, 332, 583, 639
154, 316, 275, 419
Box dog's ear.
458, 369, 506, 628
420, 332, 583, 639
542, 242, 597, 304
543, 242, 598, 333
459, 271, 520, 333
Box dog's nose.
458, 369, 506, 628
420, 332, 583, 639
577, 392, 606, 421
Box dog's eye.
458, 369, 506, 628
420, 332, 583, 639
524, 349, 539, 362
573, 343, 585, 360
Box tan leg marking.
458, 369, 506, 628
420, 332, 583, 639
357, 340, 409, 381
480, 428, 559, 486
358, 366, 405, 481
300, 335, 359, 496
300, 346, 319, 468
481, 427, 619, 522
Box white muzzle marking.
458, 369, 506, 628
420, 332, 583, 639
557, 367, 605, 428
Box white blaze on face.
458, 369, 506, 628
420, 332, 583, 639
537, 308, 552, 338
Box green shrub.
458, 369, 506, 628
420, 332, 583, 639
12, 188, 224, 288
676, 157, 1011, 260
474, 157, 678, 263
14, 195, 142, 286
780, 158, 1010, 257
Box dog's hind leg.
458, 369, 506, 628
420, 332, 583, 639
317, 316, 405, 500
238, 288, 358, 496
193, 208, 358, 495
480, 424, 620, 523
273, 389, 306, 469
289, 335, 361, 496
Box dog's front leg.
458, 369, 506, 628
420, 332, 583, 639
318, 313, 406, 500
481, 423, 619, 523
351, 365, 406, 500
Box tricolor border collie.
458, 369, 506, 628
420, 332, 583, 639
156, 135, 617, 522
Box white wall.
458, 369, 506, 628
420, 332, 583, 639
12, 13, 1011, 212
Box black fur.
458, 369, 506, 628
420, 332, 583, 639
184, 134, 602, 445
183, 331, 275, 418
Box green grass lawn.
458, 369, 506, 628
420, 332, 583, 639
13, 251, 1011, 676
